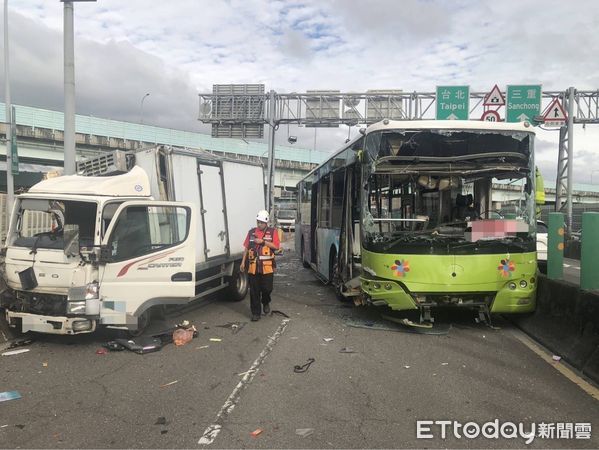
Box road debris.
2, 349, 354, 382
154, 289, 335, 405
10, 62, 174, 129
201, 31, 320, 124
323, 338, 334, 343
345, 317, 450, 335
209, 338, 222, 342
404, 365, 411, 369
6, 338, 34, 349
104, 337, 163, 354
95, 348, 108, 355
155, 417, 167, 425
296, 428, 314, 438
0, 391, 21, 402
216, 322, 247, 334
250, 428, 263, 437
294, 358, 315, 373
1, 348, 30, 356
159, 380, 179, 388
173, 327, 195, 346
42, 362, 48, 367
339, 347, 356, 353
196, 345, 210, 349
441, 362, 449, 366
552, 355, 562, 362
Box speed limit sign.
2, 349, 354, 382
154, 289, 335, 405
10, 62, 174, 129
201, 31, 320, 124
481, 110, 501, 122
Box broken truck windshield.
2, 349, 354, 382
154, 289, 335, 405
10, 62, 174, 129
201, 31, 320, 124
10, 199, 97, 250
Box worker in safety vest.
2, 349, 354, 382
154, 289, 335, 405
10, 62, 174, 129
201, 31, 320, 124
240, 210, 280, 321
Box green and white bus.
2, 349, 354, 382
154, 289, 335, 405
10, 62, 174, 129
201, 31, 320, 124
296, 120, 538, 322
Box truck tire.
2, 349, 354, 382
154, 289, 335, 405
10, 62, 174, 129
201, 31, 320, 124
128, 308, 151, 337
225, 262, 248, 301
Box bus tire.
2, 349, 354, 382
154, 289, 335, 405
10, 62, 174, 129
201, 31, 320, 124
225, 262, 248, 301
301, 238, 310, 268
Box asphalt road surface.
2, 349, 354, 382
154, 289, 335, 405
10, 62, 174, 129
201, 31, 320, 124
1, 239, 598, 448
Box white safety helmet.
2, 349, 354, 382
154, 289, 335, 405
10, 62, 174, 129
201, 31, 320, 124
256, 209, 269, 223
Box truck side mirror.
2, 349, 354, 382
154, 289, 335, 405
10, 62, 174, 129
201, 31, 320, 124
63, 225, 80, 257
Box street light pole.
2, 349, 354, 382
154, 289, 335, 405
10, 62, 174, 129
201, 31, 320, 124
63, 0, 76, 175
140, 93, 150, 124
3, 0, 13, 217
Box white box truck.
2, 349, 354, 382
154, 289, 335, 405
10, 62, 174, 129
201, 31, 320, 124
1, 146, 265, 335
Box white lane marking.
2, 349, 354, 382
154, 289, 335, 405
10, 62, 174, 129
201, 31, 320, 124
511, 331, 599, 401
198, 318, 290, 445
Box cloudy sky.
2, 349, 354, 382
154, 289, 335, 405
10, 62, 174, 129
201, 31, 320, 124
3, 0, 599, 183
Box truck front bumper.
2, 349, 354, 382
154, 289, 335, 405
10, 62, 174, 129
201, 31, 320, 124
5, 310, 97, 335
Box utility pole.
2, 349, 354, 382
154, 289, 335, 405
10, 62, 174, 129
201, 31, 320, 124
62, 0, 96, 175
266, 89, 276, 217
63, 1, 76, 175
4, 0, 13, 219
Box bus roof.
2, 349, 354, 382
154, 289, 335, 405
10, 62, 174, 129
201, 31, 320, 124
366, 119, 536, 135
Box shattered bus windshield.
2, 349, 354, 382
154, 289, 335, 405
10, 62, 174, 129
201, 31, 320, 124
361, 129, 535, 255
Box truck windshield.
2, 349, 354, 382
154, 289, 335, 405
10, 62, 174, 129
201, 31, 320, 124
10, 199, 97, 250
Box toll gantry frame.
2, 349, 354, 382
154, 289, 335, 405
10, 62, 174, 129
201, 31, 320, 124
198, 86, 599, 229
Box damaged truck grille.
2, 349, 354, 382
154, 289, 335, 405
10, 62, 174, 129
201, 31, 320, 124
10, 291, 68, 316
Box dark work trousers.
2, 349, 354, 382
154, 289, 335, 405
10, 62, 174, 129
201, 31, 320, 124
248, 272, 274, 316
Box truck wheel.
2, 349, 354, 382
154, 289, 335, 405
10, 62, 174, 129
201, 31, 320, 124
128, 309, 151, 337
225, 262, 248, 301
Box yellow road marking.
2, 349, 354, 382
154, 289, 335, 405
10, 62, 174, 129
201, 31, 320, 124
511, 330, 599, 401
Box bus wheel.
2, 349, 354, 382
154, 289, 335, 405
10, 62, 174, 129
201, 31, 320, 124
301, 239, 310, 268
225, 261, 248, 301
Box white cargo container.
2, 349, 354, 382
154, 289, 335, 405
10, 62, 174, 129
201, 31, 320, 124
2, 146, 265, 335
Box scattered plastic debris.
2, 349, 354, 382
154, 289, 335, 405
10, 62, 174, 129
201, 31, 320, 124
95, 348, 108, 355
296, 428, 314, 438
159, 380, 179, 388
196, 345, 210, 349
250, 428, 263, 437
42, 362, 48, 368
294, 358, 315, 373
216, 322, 247, 334
209, 338, 222, 342
173, 328, 195, 346
339, 347, 356, 354
404, 365, 411, 369
552, 355, 562, 362
155, 417, 167, 425
0, 424, 8, 428
0, 391, 21, 402
345, 317, 450, 335
441, 362, 449, 366
104, 337, 163, 354
323, 338, 334, 343
6, 338, 34, 349
2, 349, 30, 356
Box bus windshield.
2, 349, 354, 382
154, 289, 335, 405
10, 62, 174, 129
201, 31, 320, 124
361, 128, 536, 255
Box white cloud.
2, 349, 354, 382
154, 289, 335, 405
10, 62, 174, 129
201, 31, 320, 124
2, 0, 599, 183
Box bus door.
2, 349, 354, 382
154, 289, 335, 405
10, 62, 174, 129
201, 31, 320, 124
310, 183, 318, 264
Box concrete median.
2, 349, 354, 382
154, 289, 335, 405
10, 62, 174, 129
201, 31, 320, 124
510, 274, 599, 385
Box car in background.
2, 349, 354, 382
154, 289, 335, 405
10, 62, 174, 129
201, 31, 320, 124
276, 209, 296, 231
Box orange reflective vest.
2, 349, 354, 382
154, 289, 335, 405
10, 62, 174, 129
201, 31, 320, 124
247, 227, 276, 275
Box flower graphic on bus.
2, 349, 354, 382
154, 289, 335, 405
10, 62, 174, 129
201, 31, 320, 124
498, 259, 516, 277
391, 259, 410, 277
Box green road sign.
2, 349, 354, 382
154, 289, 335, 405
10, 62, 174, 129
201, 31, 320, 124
436, 86, 470, 120
506, 85, 541, 123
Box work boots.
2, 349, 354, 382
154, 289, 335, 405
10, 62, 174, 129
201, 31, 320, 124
263, 304, 271, 315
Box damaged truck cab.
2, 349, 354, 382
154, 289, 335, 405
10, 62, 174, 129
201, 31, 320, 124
2, 147, 265, 334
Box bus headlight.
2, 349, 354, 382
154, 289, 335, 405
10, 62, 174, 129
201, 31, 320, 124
373, 283, 381, 290
519, 280, 528, 288
384, 283, 392, 290
508, 282, 517, 290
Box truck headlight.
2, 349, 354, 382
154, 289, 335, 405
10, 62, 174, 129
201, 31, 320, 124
85, 282, 99, 300
67, 301, 86, 314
